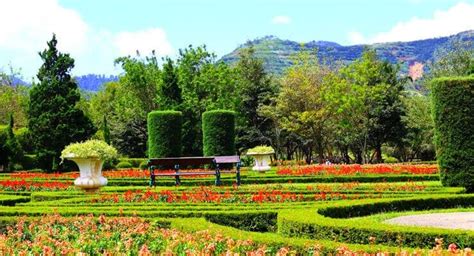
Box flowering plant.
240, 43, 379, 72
247, 145, 275, 154
60, 139, 118, 161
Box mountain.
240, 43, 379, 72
221, 30, 474, 75
3, 74, 118, 92
74, 74, 118, 92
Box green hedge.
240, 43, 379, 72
171, 218, 409, 254
278, 195, 474, 248
0, 195, 30, 206
147, 110, 182, 158
118, 158, 147, 168
202, 110, 235, 156
205, 211, 277, 232
318, 195, 474, 218
115, 161, 133, 169
431, 77, 474, 192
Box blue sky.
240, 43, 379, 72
1, 0, 473, 80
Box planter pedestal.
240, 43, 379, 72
247, 153, 272, 172
67, 157, 107, 192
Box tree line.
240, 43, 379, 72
1, 35, 473, 171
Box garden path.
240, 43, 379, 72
385, 212, 474, 230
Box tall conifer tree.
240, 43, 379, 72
28, 34, 95, 171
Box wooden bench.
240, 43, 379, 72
148, 156, 241, 186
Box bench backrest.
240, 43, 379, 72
148, 157, 214, 168
214, 155, 240, 164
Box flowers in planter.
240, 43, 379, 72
246, 145, 275, 154
60, 139, 118, 161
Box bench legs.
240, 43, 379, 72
149, 166, 156, 187
174, 164, 181, 185
215, 169, 221, 186
149, 162, 242, 186
236, 162, 241, 186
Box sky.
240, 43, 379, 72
1, 0, 474, 80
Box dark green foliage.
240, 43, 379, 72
28, 35, 95, 171
102, 158, 118, 171
431, 77, 474, 192
148, 111, 182, 158
0, 127, 8, 169
160, 57, 182, 109
112, 118, 147, 158
102, 115, 111, 145
14, 127, 33, 154
6, 114, 23, 171
20, 154, 37, 170
205, 212, 277, 232
1, 114, 24, 171
202, 110, 236, 156
235, 46, 278, 152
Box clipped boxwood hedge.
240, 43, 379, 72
278, 195, 474, 248
147, 110, 182, 158
171, 217, 409, 254
431, 77, 474, 192
202, 110, 235, 156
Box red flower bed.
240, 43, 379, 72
0, 179, 71, 191
9, 169, 215, 180
10, 172, 78, 180
94, 187, 304, 204
277, 164, 438, 176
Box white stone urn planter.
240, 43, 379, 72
61, 140, 117, 193
247, 152, 273, 172
66, 157, 107, 192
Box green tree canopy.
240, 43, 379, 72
28, 34, 95, 171
234, 45, 278, 152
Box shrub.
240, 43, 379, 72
115, 161, 133, 169
147, 111, 182, 158
20, 154, 37, 170
383, 155, 399, 163
15, 127, 34, 153
119, 158, 146, 167
139, 161, 148, 170
102, 158, 118, 171
0, 127, 7, 169
202, 110, 235, 156
431, 77, 474, 192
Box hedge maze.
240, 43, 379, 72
0, 167, 472, 254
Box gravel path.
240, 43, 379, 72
385, 212, 474, 230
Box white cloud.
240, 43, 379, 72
0, 0, 174, 78
272, 15, 291, 25
348, 2, 474, 44
114, 28, 174, 56
0, 0, 88, 55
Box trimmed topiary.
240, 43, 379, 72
147, 111, 182, 158
202, 110, 236, 156
431, 77, 474, 192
